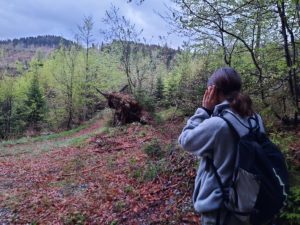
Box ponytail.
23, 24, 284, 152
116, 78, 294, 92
208, 67, 254, 117
228, 92, 254, 117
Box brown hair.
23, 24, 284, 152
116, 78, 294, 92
208, 67, 254, 117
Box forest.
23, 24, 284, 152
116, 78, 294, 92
0, 0, 300, 224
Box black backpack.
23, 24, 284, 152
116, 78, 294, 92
208, 112, 289, 225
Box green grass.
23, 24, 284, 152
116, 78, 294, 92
0, 123, 90, 148
0, 111, 110, 148
0, 130, 106, 157
0, 113, 111, 157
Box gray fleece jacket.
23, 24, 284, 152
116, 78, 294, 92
178, 101, 265, 213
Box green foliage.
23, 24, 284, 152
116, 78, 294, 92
0, 76, 28, 138
154, 76, 164, 100
134, 89, 156, 112
110, 220, 119, 225
163, 50, 210, 114
269, 132, 296, 154
0, 35, 179, 139
131, 167, 143, 180
63, 212, 86, 225
143, 139, 164, 159
155, 107, 184, 123
0, 122, 91, 147
268, 131, 300, 225
69, 135, 89, 148
269, 132, 296, 172
172, 0, 300, 123
113, 200, 127, 213
24, 67, 46, 129
164, 70, 181, 106
124, 185, 134, 193
280, 186, 300, 225
143, 161, 162, 181
0, 77, 15, 138
130, 161, 163, 182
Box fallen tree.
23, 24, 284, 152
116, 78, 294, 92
96, 88, 152, 126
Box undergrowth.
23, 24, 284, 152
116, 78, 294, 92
143, 139, 164, 159
280, 186, 300, 225
267, 130, 300, 224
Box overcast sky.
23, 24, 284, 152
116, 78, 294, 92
0, 0, 186, 48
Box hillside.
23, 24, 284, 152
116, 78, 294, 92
0, 36, 178, 77
0, 110, 200, 224
102, 40, 179, 70
1, 107, 300, 224
0, 35, 74, 76
0, 36, 181, 140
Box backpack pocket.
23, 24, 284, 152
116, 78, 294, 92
225, 168, 260, 222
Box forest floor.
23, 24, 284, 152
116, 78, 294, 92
0, 112, 200, 225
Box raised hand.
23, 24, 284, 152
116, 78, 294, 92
202, 85, 218, 110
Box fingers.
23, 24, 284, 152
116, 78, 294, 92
202, 85, 217, 110
208, 85, 216, 100
202, 88, 209, 105
204, 88, 210, 104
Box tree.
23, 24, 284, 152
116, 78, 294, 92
276, 0, 300, 124
170, 0, 266, 97
102, 5, 143, 94
154, 76, 164, 101
0, 76, 14, 138
77, 16, 95, 120
169, 0, 300, 124
51, 46, 79, 129
24, 63, 46, 130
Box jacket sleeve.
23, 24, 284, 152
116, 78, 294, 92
178, 107, 224, 157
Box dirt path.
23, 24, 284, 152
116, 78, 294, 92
0, 115, 107, 157
0, 118, 200, 225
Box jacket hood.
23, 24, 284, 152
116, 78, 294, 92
212, 100, 265, 137
212, 100, 230, 116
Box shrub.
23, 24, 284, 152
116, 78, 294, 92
134, 89, 156, 112
113, 200, 127, 213
63, 212, 86, 225
143, 139, 163, 159
143, 162, 161, 181
280, 186, 300, 224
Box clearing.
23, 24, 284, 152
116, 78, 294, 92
0, 112, 200, 225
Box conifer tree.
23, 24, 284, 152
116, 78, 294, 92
25, 67, 46, 130
154, 76, 164, 100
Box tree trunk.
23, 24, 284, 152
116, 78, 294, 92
277, 1, 299, 125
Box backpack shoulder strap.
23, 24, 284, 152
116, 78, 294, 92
218, 115, 240, 182
218, 114, 240, 139
205, 157, 229, 225
219, 111, 261, 135
206, 157, 227, 198
205, 115, 239, 199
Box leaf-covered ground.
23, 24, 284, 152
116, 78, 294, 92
0, 117, 201, 225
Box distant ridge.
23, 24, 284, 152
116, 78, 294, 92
0, 36, 180, 76
0, 35, 75, 76
0, 35, 75, 48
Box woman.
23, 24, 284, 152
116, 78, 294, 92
178, 67, 265, 225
